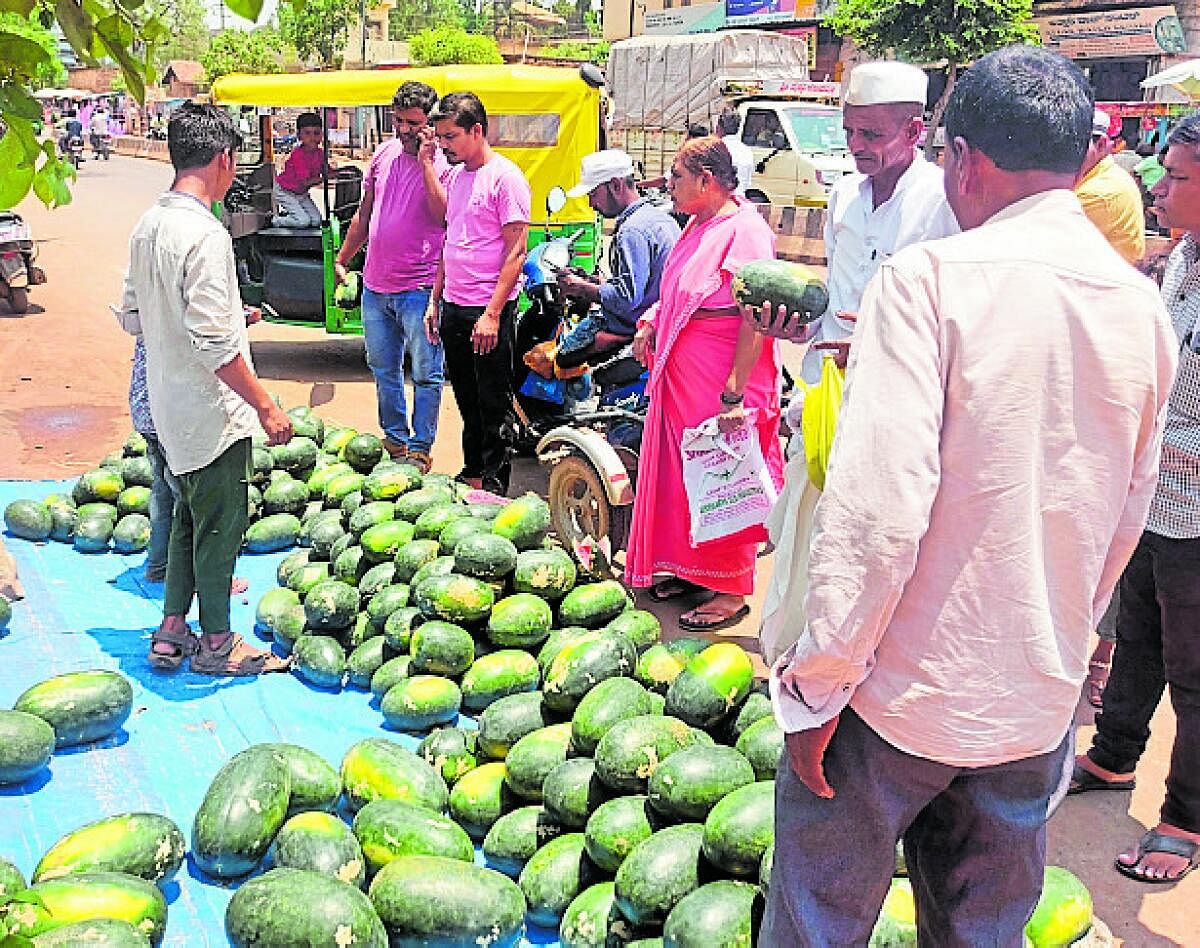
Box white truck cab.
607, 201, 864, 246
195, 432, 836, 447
735, 99, 856, 206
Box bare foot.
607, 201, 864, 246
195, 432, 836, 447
1117, 823, 1200, 882
231, 577, 248, 595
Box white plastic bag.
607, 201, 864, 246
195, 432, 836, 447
759, 457, 820, 665
680, 413, 778, 546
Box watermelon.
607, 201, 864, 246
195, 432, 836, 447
28, 918, 150, 947
542, 631, 637, 713
512, 548, 577, 600
571, 677, 658, 756
360, 520, 416, 564
584, 794, 659, 873
323, 426, 359, 456
487, 593, 554, 648
266, 812, 366, 888
349, 500, 395, 539
362, 466, 422, 502
449, 761, 513, 838
460, 649, 541, 711
870, 877, 917, 946
121, 455, 154, 488
192, 746, 291, 878
519, 832, 595, 928
491, 493, 551, 550
370, 655, 414, 698
116, 486, 151, 517
367, 856, 525, 948
413, 573, 495, 624
394, 538, 442, 583
477, 690, 554, 760
732, 258, 828, 320
542, 757, 609, 829
34, 813, 186, 884
702, 780, 774, 878
504, 722, 573, 802
304, 579, 359, 630
358, 562, 398, 603
265, 743, 342, 814
307, 460, 354, 496
323, 471, 366, 508
558, 580, 631, 629
73, 515, 113, 552
646, 744, 755, 821
0, 594, 10, 633
663, 879, 761, 947
333, 545, 369, 585
613, 823, 707, 927
382, 606, 422, 653
409, 620, 475, 676
727, 690, 774, 742
664, 642, 754, 729
271, 436, 319, 475
244, 513, 302, 553
225, 867, 386, 947
250, 446, 274, 485
256, 587, 302, 634
352, 799, 474, 876
0, 708, 55, 785
482, 805, 564, 878
347, 637, 390, 689
537, 627, 594, 678
1026, 866, 1094, 947
380, 675, 462, 731
74, 468, 125, 504
394, 486, 455, 522
307, 518, 345, 560
455, 533, 521, 581
123, 431, 148, 456
605, 609, 661, 651
594, 715, 704, 793
409, 554, 456, 589
560, 882, 622, 948
340, 737, 449, 813
277, 549, 314, 586
263, 478, 309, 516
414, 502, 471, 541
416, 727, 478, 785
14, 670, 133, 748
286, 407, 325, 443
635, 637, 710, 694
8, 872, 167, 944
345, 434, 385, 473
291, 635, 347, 689
439, 516, 488, 554
736, 715, 784, 780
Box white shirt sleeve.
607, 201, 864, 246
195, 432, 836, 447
182, 231, 244, 374
771, 260, 945, 731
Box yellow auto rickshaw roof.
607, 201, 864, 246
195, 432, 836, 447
210, 65, 596, 111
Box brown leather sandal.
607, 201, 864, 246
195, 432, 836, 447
406, 450, 432, 475
148, 624, 199, 671
190, 633, 291, 677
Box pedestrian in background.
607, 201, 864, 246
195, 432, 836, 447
336, 81, 449, 474
425, 92, 530, 495
1075, 108, 1146, 265
762, 46, 1176, 943
116, 103, 292, 676
717, 108, 754, 197
1070, 111, 1200, 885
626, 137, 783, 631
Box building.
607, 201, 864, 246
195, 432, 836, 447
162, 60, 206, 99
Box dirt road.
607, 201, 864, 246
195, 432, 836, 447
0, 154, 1195, 945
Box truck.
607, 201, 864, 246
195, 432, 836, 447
605, 31, 855, 209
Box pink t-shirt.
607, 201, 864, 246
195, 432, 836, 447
363, 139, 450, 294
275, 145, 324, 193
443, 153, 531, 307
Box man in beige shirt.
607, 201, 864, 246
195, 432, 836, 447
117, 103, 292, 676
761, 47, 1177, 944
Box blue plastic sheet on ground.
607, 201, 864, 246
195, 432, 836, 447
0, 480, 561, 947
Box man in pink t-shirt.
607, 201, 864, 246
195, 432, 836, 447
336, 82, 449, 472
424, 92, 531, 495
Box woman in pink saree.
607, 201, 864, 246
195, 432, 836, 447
627, 138, 784, 630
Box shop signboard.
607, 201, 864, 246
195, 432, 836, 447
1036, 5, 1187, 59
643, 1, 727, 34
725, 0, 818, 27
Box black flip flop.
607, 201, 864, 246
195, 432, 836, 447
649, 578, 705, 602
1067, 763, 1136, 795
1114, 830, 1200, 884
678, 604, 751, 632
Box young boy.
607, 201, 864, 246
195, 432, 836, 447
272, 112, 331, 228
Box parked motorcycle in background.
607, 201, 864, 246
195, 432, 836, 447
0, 212, 46, 314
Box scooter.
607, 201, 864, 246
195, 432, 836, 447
90, 131, 112, 160
0, 212, 46, 315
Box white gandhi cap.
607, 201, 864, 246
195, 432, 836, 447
844, 61, 929, 107
567, 149, 635, 198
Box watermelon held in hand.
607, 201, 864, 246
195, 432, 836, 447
732, 259, 829, 322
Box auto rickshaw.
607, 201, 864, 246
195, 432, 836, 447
209, 64, 605, 334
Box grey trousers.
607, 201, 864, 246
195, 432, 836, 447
143, 433, 179, 578
760, 709, 1073, 947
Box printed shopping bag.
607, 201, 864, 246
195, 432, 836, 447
680, 412, 778, 546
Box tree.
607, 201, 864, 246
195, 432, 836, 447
200, 27, 287, 82
408, 25, 502, 65
0, 0, 302, 210
279, 0, 359, 69
152, 0, 211, 64
388, 0, 466, 40
0, 11, 66, 87
824, 0, 1039, 157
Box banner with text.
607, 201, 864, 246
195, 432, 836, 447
1036, 5, 1186, 59
643, 1, 727, 35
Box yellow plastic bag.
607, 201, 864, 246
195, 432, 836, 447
800, 356, 845, 491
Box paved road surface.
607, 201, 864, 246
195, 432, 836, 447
0, 154, 1195, 945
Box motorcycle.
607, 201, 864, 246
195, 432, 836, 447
0, 212, 46, 315
63, 134, 85, 169
90, 131, 112, 161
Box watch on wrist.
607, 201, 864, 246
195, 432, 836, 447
720, 390, 744, 406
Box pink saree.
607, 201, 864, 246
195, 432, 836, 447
624, 202, 784, 596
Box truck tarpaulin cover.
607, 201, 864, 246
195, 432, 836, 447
606, 30, 812, 131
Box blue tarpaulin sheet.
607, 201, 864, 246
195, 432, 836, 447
0, 480, 561, 947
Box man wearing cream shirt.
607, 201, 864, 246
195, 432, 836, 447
761, 46, 1177, 945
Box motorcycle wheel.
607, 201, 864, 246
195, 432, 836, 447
7, 287, 29, 314
548, 454, 612, 552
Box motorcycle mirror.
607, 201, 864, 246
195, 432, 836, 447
546, 186, 568, 216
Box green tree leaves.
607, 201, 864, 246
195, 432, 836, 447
408, 25, 503, 66
278, 0, 358, 69
200, 27, 286, 82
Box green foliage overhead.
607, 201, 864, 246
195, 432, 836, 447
279, 0, 359, 69
199, 27, 287, 83
0, 11, 66, 86
408, 25, 503, 66
824, 0, 1039, 66
151, 0, 211, 65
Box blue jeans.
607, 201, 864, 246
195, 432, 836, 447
761, 709, 1073, 947
361, 286, 444, 454
143, 433, 179, 579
